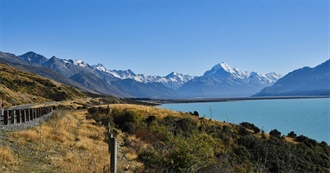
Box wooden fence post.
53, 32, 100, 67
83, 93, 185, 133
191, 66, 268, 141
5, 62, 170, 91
108, 122, 117, 173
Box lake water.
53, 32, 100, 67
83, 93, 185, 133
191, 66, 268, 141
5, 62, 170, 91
159, 98, 330, 143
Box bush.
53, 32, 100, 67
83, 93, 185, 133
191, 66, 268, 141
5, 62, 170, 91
287, 131, 297, 138
240, 122, 260, 134
296, 135, 318, 147
112, 109, 141, 134
193, 111, 199, 116
122, 122, 136, 134
238, 126, 250, 136
146, 115, 156, 128
269, 129, 281, 138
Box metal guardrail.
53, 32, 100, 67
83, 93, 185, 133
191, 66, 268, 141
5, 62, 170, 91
0, 106, 53, 125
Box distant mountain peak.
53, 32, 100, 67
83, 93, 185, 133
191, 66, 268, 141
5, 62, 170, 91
49, 56, 58, 60
19, 51, 48, 65
219, 62, 235, 73
255, 58, 330, 96
166, 71, 181, 78
204, 62, 238, 77
24, 51, 38, 55
73, 59, 88, 68
93, 63, 108, 72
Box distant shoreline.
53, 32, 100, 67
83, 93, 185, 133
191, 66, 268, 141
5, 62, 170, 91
138, 95, 330, 105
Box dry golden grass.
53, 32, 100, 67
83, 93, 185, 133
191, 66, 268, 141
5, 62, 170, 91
284, 136, 299, 144
2, 109, 112, 172
12, 130, 40, 145
111, 104, 183, 119
0, 146, 17, 166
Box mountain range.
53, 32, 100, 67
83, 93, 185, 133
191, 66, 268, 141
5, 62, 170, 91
178, 62, 281, 98
1, 50, 328, 98
18, 51, 281, 98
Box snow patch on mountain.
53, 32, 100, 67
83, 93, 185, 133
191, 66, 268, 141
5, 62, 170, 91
90, 63, 195, 90
73, 60, 88, 68
93, 64, 107, 72
204, 62, 281, 83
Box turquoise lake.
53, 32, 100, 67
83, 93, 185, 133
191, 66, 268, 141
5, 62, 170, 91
158, 98, 330, 143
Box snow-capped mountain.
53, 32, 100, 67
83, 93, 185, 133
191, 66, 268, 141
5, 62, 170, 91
164, 72, 196, 90
16, 51, 283, 99
18, 52, 125, 96
17, 51, 194, 98
203, 62, 281, 83
178, 62, 281, 98
91, 63, 195, 90
255, 59, 330, 96
203, 62, 249, 79
73, 59, 89, 68
42, 56, 93, 77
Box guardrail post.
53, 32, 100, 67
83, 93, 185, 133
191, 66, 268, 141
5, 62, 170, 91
4, 111, 8, 125
38, 108, 41, 118
36, 108, 38, 118
21, 110, 25, 123
26, 109, 29, 121
16, 110, 21, 123
33, 108, 36, 119
10, 110, 14, 124
30, 109, 32, 120
41, 107, 45, 116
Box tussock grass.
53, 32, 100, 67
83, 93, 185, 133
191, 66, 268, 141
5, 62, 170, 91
13, 130, 40, 144
111, 104, 183, 119
0, 146, 17, 166
2, 109, 110, 172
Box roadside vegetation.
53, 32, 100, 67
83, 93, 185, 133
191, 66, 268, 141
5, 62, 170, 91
88, 104, 330, 172
0, 100, 329, 172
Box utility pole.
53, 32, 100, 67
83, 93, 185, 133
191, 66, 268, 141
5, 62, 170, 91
108, 122, 117, 173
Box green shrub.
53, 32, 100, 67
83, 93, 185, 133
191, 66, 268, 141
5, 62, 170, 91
269, 129, 281, 138
240, 122, 261, 134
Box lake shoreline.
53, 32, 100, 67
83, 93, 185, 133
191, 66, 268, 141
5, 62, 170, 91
158, 97, 330, 143
150, 95, 330, 104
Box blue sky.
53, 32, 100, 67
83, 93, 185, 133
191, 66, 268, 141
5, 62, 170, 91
1, 0, 329, 76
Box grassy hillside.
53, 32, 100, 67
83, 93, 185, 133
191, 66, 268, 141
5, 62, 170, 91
0, 64, 86, 106
0, 101, 329, 172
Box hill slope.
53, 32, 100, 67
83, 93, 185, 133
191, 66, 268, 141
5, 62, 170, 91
0, 64, 86, 106
256, 59, 330, 96
0, 51, 99, 95
1, 103, 328, 172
